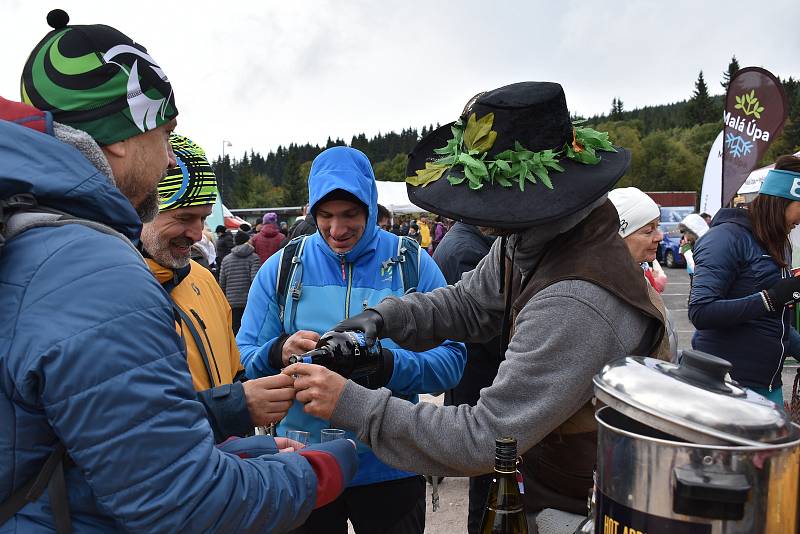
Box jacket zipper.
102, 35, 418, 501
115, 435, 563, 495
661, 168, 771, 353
344, 261, 353, 319
191, 308, 222, 385
769, 269, 790, 392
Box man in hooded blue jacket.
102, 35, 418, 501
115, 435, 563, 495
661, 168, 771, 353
0, 12, 356, 533
237, 146, 467, 533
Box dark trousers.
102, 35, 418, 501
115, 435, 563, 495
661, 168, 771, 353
467, 473, 494, 534
291, 475, 426, 534
231, 306, 245, 334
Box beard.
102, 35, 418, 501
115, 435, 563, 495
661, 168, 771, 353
140, 224, 192, 269
136, 188, 160, 223
115, 145, 166, 224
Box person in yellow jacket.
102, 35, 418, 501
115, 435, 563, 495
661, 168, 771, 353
140, 134, 296, 441
418, 215, 432, 249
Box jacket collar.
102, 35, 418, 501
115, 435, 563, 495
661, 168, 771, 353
145, 257, 191, 291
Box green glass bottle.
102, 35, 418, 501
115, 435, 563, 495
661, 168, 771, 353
479, 437, 528, 534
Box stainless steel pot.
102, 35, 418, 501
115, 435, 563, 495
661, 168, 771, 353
590, 350, 800, 533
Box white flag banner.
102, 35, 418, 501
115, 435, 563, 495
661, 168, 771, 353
699, 130, 723, 217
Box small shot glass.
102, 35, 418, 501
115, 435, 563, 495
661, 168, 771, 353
285, 430, 310, 447
321, 428, 346, 442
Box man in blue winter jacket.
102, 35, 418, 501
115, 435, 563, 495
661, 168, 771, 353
237, 146, 467, 533
0, 11, 356, 533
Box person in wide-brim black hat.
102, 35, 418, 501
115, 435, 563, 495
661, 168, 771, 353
405, 81, 630, 228
286, 82, 673, 531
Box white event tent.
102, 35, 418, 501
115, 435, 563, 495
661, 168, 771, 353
375, 180, 425, 214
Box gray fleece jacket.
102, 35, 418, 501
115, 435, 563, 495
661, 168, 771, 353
330, 200, 655, 477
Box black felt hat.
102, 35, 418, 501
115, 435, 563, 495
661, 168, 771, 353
406, 82, 630, 229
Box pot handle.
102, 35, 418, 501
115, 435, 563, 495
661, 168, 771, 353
666, 350, 735, 394
673, 464, 750, 520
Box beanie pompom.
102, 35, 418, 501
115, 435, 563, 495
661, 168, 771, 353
47, 9, 69, 30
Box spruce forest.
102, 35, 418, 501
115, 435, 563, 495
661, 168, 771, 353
212, 58, 800, 208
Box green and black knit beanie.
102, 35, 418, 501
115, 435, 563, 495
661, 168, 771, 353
21, 9, 178, 145
158, 134, 218, 211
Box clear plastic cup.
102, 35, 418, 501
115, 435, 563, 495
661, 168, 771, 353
285, 430, 310, 447
321, 428, 346, 442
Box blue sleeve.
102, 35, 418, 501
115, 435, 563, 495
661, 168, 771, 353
22, 231, 326, 532
197, 381, 253, 442
385, 250, 467, 395
236, 251, 285, 378
688, 228, 768, 329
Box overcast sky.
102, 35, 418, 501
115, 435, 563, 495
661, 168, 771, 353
3, 0, 798, 161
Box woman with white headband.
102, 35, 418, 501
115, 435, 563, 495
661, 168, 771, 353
689, 155, 800, 408
609, 187, 667, 291
609, 187, 676, 360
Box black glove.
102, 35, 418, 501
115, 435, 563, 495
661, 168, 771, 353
765, 277, 800, 311
332, 310, 384, 346
353, 348, 395, 389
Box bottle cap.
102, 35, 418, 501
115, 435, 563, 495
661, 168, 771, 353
495, 437, 518, 464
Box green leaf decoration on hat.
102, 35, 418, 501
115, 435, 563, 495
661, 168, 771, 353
565, 126, 617, 165
463, 112, 497, 153
407, 114, 615, 192
407, 162, 449, 187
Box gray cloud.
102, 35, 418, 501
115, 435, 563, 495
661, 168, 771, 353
2, 0, 797, 161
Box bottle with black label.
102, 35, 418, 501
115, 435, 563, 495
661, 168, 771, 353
288, 330, 382, 379
480, 437, 528, 534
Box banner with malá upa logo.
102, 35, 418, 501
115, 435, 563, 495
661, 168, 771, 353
722, 66, 788, 207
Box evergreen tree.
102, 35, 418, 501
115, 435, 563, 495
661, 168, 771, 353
373, 153, 407, 182
233, 167, 283, 208
721, 55, 740, 91
610, 97, 624, 120
687, 71, 718, 124
282, 153, 307, 206
212, 155, 236, 203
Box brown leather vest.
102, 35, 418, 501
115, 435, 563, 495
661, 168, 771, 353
502, 200, 670, 514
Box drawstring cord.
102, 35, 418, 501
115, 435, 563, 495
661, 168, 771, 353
499, 236, 517, 360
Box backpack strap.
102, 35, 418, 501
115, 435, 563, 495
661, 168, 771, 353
3, 204, 140, 259
0, 443, 73, 533
276, 235, 308, 329
169, 301, 219, 388
380, 235, 421, 295
398, 235, 420, 294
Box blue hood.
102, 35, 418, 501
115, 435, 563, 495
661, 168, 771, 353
0, 120, 141, 240
307, 146, 378, 261
709, 207, 750, 231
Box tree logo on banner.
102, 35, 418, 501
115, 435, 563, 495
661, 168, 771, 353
734, 90, 765, 118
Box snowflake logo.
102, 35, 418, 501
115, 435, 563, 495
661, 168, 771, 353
725, 132, 753, 158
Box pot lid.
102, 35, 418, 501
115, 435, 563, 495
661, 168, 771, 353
593, 350, 795, 446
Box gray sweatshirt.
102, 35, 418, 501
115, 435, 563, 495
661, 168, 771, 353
330, 202, 655, 477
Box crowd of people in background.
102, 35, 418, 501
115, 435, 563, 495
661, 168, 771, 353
198, 204, 453, 296
381, 213, 451, 253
